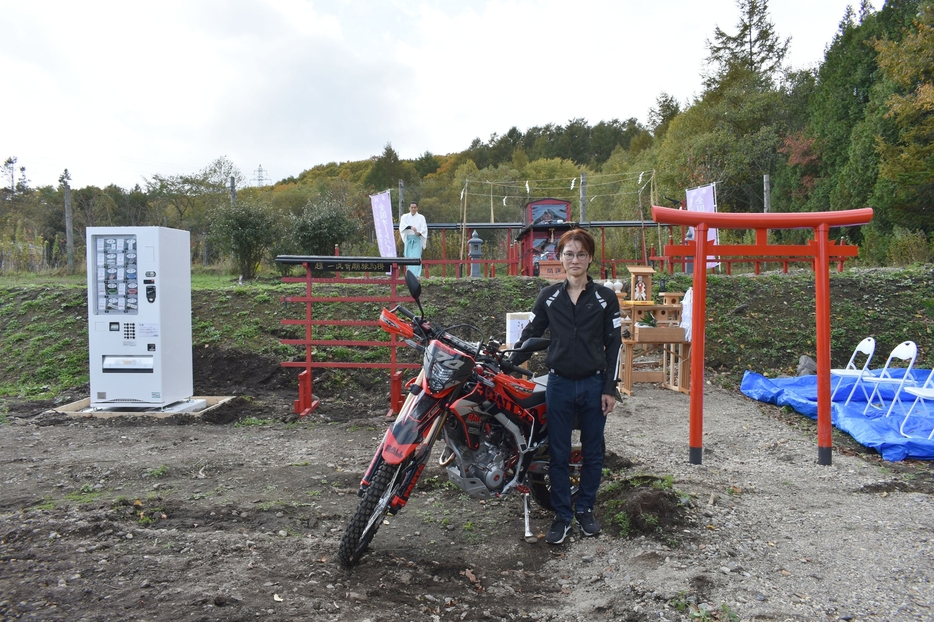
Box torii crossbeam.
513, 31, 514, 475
652, 206, 874, 466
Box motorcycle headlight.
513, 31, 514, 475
427, 363, 457, 393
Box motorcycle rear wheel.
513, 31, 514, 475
528, 438, 604, 511
337, 461, 402, 567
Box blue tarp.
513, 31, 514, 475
740, 369, 934, 461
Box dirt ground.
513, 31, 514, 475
3, 350, 934, 621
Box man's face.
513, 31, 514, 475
409, 203, 418, 213
559, 240, 590, 277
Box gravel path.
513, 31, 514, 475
540, 384, 934, 621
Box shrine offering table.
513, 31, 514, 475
615, 287, 690, 396
618, 332, 691, 396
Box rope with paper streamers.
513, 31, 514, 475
461, 170, 656, 219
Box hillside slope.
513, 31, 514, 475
1, 267, 932, 410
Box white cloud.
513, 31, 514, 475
0, 0, 856, 189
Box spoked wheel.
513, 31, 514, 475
337, 461, 402, 567
528, 432, 604, 511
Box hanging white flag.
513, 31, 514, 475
502, 196, 507, 206
686, 183, 720, 269
369, 190, 396, 259
460, 187, 465, 201
570, 178, 576, 190
525, 180, 530, 194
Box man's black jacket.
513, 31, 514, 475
514, 277, 622, 395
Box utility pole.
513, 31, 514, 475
398, 179, 404, 221
63, 181, 74, 272
229, 175, 237, 206
763, 174, 771, 213
579, 173, 587, 223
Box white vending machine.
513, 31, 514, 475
86, 227, 194, 409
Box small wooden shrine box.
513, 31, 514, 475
628, 266, 655, 302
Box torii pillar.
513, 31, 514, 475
652, 207, 874, 466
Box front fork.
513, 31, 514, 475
358, 409, 449, 516
359, 371, 426, 493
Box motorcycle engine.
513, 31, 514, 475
467, 438, 507, 492
444, 417, 514, 498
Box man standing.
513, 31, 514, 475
399, 201, 427, 276
512, 228, 622, 544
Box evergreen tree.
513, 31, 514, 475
872, 4, 934, 231
704, 0, 790, 87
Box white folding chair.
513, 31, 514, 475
862, 341, 918, 418
830, 337, 875, 405
899, 370, 934, 439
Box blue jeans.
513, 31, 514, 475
545, 372, 606, 522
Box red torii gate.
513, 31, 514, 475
652, 206, 874, 466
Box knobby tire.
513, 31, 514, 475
337, 461, 401, 567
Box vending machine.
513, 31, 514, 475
86, 227, 193, 409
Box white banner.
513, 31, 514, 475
685, 183, 719, 269
369, 191, 397, 259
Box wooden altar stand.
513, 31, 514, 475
615, 267, 691, 396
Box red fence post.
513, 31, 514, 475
389, 370, 404, 416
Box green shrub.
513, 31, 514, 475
886, 227, 931, 266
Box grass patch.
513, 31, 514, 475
64, 484, 102, 504
1, 268, 932, 404
145, 464, 169, 478
26, 498, 57, 511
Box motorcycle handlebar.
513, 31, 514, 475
395, 305, 416, 320
442, 332, 479, 357
500, 360, 534, 377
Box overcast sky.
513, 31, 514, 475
2, 0, 859, 190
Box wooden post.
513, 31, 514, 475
64, 181, 74, 273
814, 223, 833, 465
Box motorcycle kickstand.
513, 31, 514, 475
522, 493, 537, 543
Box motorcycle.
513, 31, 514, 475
338, 271, 585, 567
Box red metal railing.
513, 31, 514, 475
277, 257, 420, 417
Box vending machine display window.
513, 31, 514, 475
91, 235, 140, 315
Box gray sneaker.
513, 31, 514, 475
575, 508, 601, 536
545, 516, 572, 545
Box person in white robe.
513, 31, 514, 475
399, 202, 427, 276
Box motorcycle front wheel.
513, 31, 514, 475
337, 461, 402, 567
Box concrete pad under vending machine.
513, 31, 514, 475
52, 396, 234, 419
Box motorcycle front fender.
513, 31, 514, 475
382, 389, 446, 465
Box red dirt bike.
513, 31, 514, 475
338, 271, 585, 567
